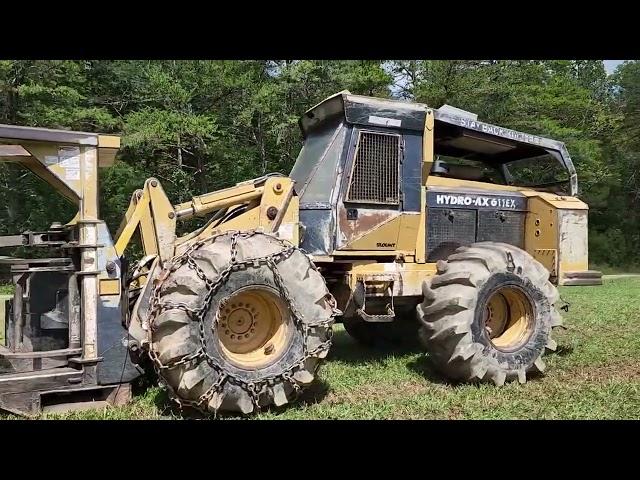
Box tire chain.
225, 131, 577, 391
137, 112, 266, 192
144, 230, 339, 415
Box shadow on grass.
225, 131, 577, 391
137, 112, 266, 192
405, 342, 569, 386
327, 327, 423, 365
328, 328, 455, 385
405, 355, 458, 385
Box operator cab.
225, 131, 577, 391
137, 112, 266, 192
292, 91, 578, 202
290, 91, 579, 256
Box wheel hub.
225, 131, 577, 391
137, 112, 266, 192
224, 306, 256, 336
484, 294, 508, 338
483, 285, 534, 351
216, 287, 291, 368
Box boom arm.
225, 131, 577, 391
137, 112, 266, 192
114, 178, 176, 261
114, 175, 298, 266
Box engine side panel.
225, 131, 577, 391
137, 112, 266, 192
426, 188, 527, 261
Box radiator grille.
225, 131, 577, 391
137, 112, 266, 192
427, 208, 477, 261
426, 207, 526, 261
346, 131, 400, 204
476, 210, 525, 248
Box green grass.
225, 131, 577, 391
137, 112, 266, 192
6, 277, 640, 420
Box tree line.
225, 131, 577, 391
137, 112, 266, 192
0, 60, 638, 267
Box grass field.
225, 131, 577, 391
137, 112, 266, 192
4, 277, 640, 420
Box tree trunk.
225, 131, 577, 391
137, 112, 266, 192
177, 133, 183, 168
5, 61, 28, 124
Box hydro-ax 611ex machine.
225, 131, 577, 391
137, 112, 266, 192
0, 91, 601, 415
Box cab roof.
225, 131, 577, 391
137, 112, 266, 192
299, 90, 569, 155
299, 91, 578, 195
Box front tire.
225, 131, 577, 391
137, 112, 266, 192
416, 242, 563, 386
147, 231, 337, 415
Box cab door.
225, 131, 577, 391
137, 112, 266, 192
336, 127, 422, 253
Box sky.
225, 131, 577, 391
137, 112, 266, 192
604, 60, 625, 74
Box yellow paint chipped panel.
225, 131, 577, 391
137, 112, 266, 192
521, 190, 588, 210
179, 179, 299, 252
533, 249, 557, 277
99, 279, 120, 296
525, 196, 558, 251
341, 214, 402, 250
345, 261, 437, 296
417, 187, 427, 263
559, 260, 589, 274
398, 213, 420, 252
258, 177, 296, 233
98, 135, 121, 149
19, 143, 83, 200
275, 195, 299, 245
557, 209, 589, 279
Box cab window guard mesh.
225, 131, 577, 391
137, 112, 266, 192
346, 131, 400, 205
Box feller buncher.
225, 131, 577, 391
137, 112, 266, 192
0, 91, 602, 416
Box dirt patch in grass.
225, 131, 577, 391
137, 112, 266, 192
561, 360, 640, 383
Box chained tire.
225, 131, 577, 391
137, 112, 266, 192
417, 242, 563, 386
147, 231, 337, 415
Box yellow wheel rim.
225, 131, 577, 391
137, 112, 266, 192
484, 286, 534, 351
217, 286, 291, 369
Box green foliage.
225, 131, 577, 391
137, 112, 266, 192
0, 59, 638, 266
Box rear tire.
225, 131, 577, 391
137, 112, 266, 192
416, 242, 562, 386
147, 231, 337, 415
